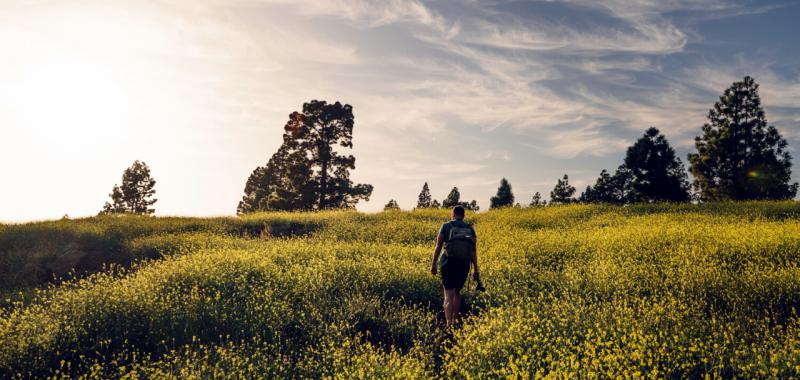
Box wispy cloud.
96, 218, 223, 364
1, 0, 798, 219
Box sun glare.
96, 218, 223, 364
12, 53, 133, 155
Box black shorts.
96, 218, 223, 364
440, 256, 471, 290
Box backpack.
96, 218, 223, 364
445, 222, 474, 260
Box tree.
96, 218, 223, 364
688, 76, 797, 200
490, 178, 515, 208
623, 127, 690, 202
466, 200, 480, 212
102, 160, 157, 215
550, 174, 576, 205
442, 187, 461, 208
238, 100, 373, 213
431, 199, 442, 208
416, 182, 434, 208
580, 168, 631, 204
529, 192, 543, 207
384, 199, 400, 211
442, 186, 479, 211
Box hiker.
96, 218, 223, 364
431, 205, 480, 326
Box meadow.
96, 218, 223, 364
2, 202, 800, 378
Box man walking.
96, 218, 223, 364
431, 205, 480, 326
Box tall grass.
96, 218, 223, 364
2, 202, 800, 378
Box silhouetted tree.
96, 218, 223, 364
550, 174, 576, 205
442, 187, 461, 208
623, 127, 690, 202
384, 199, 400, 211
529, 192, 543, 207
688, 76, 797, 200
442, 186, 479, 211
431, 199, 442, 208
490, 178, 515, 208
580, 169, 624, 203
238, 100, 373, 213
416, 182, 434, 208
102, 160, 157, 215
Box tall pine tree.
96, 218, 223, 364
624, 127, 690, 202
416, 182, 434, 208
442, 187, 461, 208
238, 100, 373, 213
101, 160, 157, 215
688, 76, 797, 200
550, 174, 576, 205
490, 178, 515, 208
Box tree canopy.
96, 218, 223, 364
416, 182, 434, 209
490, 178, 515, 208
442, 186, 479, 211
383, 199, 400, 211
624, 127, 690, 202
688, 76, 797, 200
550, 174, 576, 205
101, 160, 157, 215
238, 100, 373, 213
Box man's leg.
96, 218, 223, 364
443, 288, 453, 325
450, 289, 461, 324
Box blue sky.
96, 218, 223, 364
1, 0, 799, 221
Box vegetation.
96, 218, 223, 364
442, 187, 479, 212
238, 100, 373, 213
688, 76, 797, 201
383, 199, 400, 211
489, 178, 514, 209
101, 160, 157, 215
416, 183, 435, 209
4, 203, 800, 377
550, 174, 576, 204
529, 191, 544, 207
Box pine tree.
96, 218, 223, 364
580, 169, 627, 204
688, 76, 797, 200
624, 127, 690, 202
416, 182, 433, 208
550, 174, 576, 205
442, 187, 461, 208
490, 178, 515, 208
383, 199, 400, 211
101, 160, 157, 215
238, 100, 373, 213
529, 192, 543, 207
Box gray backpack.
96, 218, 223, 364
445, 222, 474, 260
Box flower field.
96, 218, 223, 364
2, 202, 800, 378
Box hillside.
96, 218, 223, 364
3, 203, 800, 378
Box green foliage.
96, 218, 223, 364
238, 100, 373, 213
101, 160, 157, 215
441, 187, 479, 211
383, 199, 400, 211
4, 203, 800, 378
624, 127, 691, 202
416, 182, 434, 209
529, 192, 544, 207
489, 178, 514, 209
550, 174, 576, 204
688, 76, 798, 201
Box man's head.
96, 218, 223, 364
452, 205, 465, 220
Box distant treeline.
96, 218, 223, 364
99, 76, 797, 216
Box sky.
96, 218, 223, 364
1, 0, 799, 222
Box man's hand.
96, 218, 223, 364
431, 265, 438, 276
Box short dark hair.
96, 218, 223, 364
452, 205, 465, 218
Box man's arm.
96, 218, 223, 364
431, 233, 445, 275
471, 237, 480, 279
